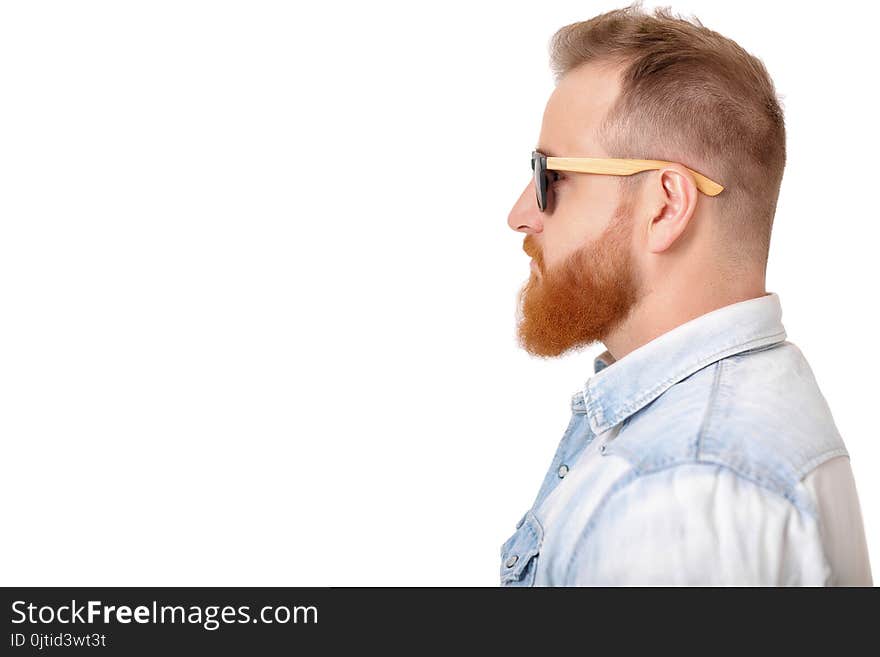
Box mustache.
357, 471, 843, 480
522, 238, 540, 261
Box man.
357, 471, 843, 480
502, 3, 872, 586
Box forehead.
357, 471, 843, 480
538, 60, 624, 156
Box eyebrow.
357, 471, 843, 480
534, 146, 559, 157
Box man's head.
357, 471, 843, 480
508, 2, 785, 359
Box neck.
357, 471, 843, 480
603, 276, 768, 361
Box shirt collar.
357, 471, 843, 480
583, 292, 787, 435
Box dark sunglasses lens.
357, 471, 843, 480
532, 153, 547, 211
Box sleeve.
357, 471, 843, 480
562, 463, 832, 586
802, 455, 873, 586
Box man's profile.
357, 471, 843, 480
502, 2, 872, 586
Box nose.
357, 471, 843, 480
507, 179, 544, 234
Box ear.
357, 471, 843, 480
645, 165, 698, 254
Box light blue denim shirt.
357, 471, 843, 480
500, 292, 872, 586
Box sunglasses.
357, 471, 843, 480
531, 149, 724, 212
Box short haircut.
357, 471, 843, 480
549, 1, 786, 269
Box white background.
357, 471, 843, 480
1, 0, 877, 586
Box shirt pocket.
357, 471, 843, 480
499, 509, 544, 586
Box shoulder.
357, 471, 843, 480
607, 341, 848, 511
562, 461, 830, 585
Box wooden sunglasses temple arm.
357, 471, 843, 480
547, 156, 724, 197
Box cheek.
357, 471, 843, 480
570, 180, 621, 218
541, 240, 577, 273
544, 221, 594, 270
544, 183, 622, 266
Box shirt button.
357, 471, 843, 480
557, 464, 569, 478
505, 554, 519, 568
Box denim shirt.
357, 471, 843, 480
500, 292, 873, 586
